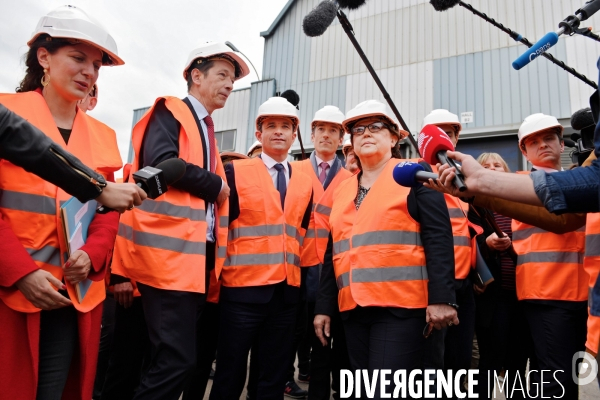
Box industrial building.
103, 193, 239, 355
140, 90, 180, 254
130, 0, 600, 171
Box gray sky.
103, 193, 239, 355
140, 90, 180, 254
0, 0, 289, 165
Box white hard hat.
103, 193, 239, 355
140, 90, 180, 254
518, 113, 563, 147
312, 105, 345, 129
183, 42, 250, 81
342, 100, 407, 138
247, 140, 262, 156
255, 97, 300, 131
422, 109, 461, 132
28, 5, 124, 66
342, 134, 352, 154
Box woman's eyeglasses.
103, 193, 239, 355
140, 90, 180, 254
350, 121, 391, 136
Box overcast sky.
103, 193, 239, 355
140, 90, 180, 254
0, 0, 289, 165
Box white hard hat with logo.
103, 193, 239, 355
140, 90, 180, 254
342, 100, 407, 138
422, 109, 461, 132
28, 5, 124, 66
312, 105, 345, 129
518, 113, 563, 147
255, 97, 300, 131
183, 42, 250, 81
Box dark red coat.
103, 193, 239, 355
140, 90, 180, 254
0, 210, 118, 400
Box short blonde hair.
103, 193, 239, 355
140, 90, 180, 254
476, 152, 511, 172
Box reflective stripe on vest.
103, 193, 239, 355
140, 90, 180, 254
219, 157, 313, 288
336, 266, 428, 289
584, 214, 600, 353
330, 159, 429, 311
0, 91, 122, 313
112, 97, 227, 293
118, 223, 206, 255
512, 170, 587, 302
0, 189, 56, 215
434, 163, 473, 280
291, 158, 351, 267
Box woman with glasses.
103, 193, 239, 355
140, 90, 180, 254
0, 5, 124, 399
313, 100, 457, 398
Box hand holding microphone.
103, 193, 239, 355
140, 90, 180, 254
97, 158, 187, 213
418, 124, 468, 191
96, 182, 147, 213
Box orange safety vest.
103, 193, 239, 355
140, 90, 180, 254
584, 213, 600, 354
512, 173, 587, 302
0, 91, 122, 313
328, 158, 428, 312
113, 96, 229, 293
290, 158, 352, 267
217, 157, 313, 288
431, 165, 471, 279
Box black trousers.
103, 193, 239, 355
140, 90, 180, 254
343, 307, 426, 400
475, 289, 531, 399
444, 279, 476, 374
100, 297, 149, 400
308, 301, 351, 400
93, 294, 116, 399
133, 283, 206, 400
523, 301, 587, 399
209, 285, 297, 400
36, 306, 79, 400
182, 301, 220, 399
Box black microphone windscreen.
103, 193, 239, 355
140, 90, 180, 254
570, 133, 581, 141
280, 89, 300, 108
337, 0, 367, 10
430, 0, 461, 11
155, 158, 187, 185
303, 0, 338, 37
571, 107, 595, 131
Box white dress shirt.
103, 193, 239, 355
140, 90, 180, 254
261, 152, 290, 188
187, 94, 217, 242
532, 164, 564, 173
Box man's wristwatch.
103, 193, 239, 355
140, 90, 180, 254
447, 303, 459, 310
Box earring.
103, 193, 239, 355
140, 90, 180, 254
41, 69, 50, 87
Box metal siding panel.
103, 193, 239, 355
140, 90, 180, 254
473, 52, 485, 128
499, 48, 512, 125
433, 58, 442, 110
565, 33, 600, 114
457, 56, 467, 126
508, 46, 523, 125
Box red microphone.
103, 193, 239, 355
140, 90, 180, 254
418, 124, 467, 192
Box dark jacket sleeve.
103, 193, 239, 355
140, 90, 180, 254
412, 162, 456, 305
314, 234, 338, 316
225, 163, 239, 224
0, 104, 105, 203
140, 99, 222, 202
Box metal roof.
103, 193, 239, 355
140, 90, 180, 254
260, 0, 297, 38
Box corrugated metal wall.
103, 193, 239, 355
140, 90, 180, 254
246, 79, 277, 149
433, 38, 571, 131
212, 88, 251, 154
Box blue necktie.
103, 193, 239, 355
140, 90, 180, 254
274, 163, 287, 208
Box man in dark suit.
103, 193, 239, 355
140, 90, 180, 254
112, 42, 249, 400
209, 97, 313, 400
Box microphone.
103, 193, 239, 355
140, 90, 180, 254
429, 0, 461, 11
97, 158, 186, 214
337, 0, 367, 9
564, 138, 577, 148
512, 32, 559, 70
303, 1, 338, 37
392, 161, 438, 188
418, 124, 467, 192
280, 89, 300, 108
571, 107, 595, 130
513, 0, 600, 70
